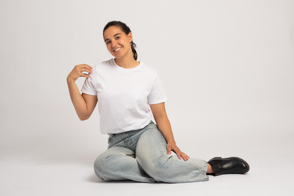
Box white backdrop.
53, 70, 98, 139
1, 0, 294, 195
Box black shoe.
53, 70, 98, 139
207, 157, 250, 176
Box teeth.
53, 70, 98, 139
114, 48, 121, 52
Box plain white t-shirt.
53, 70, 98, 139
81, 58, 168, 134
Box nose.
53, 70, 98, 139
111, 40, 117, 48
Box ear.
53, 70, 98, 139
127, 32, 133, 42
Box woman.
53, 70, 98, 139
66, 20, 250, 183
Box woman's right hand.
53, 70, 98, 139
67, 64, 92, 82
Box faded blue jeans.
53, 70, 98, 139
94, 120, 209, 183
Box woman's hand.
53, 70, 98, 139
167, 142, 190, 161
67, 64, 92, 82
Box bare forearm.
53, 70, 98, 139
154, 117, 176, 143
66, 78, 88, 120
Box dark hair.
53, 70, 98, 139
103, 21, 138, 60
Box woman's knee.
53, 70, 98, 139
93, 153, 111, 181
136, 155, 171, 182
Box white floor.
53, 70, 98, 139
1, 133, 293, 196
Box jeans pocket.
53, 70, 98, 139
108, 135, 114, 144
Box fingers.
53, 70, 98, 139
81, 73, 90, 78
176, 151, 190, 161
69, 64, 93, 82
166, 144, 190, 161
76, 64, 93, 73
78, 64, 92, 70
80, 66, 92, 74
181, 153, 190, 161
167, 147, 171, 154
74, 64, 93, 78
173, 149, 181, 160
82, 68, 92, 73
176, 152, 181, 160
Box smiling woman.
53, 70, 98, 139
103, 21, 139, 69
66, 20, 250, 183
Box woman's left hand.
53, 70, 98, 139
167, 142, 190, 161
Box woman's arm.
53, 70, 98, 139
150, 103, 175, 143
150, 102, 190, 161
66, 64, 97, 121
67, 79, 98, 120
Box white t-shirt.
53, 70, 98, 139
81, 58, 168, 134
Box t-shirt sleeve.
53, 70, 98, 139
81, 75, 97, 95
147, 73, 168, 105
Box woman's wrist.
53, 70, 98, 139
67, 76, 75, 83
167, 139, 176, 144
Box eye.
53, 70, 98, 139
115, 36, 120, 39
106, 41, 110, 44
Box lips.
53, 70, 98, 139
113, 47, 121, 52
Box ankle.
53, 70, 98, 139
206, 163, 215, 174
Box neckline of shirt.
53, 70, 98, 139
112, 58, 143, 71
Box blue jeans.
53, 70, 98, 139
94, 120, 209, 183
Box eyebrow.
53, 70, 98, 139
104, 33, 121, 42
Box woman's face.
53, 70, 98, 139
103, 26, 133, 59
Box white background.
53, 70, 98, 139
1, 0, 294, 195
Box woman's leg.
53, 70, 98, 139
135, 124, 209, 183
94, 146, 155, 182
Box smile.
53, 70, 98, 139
113, 47, 121, 52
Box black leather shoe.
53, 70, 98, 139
207, 157, 250, 176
